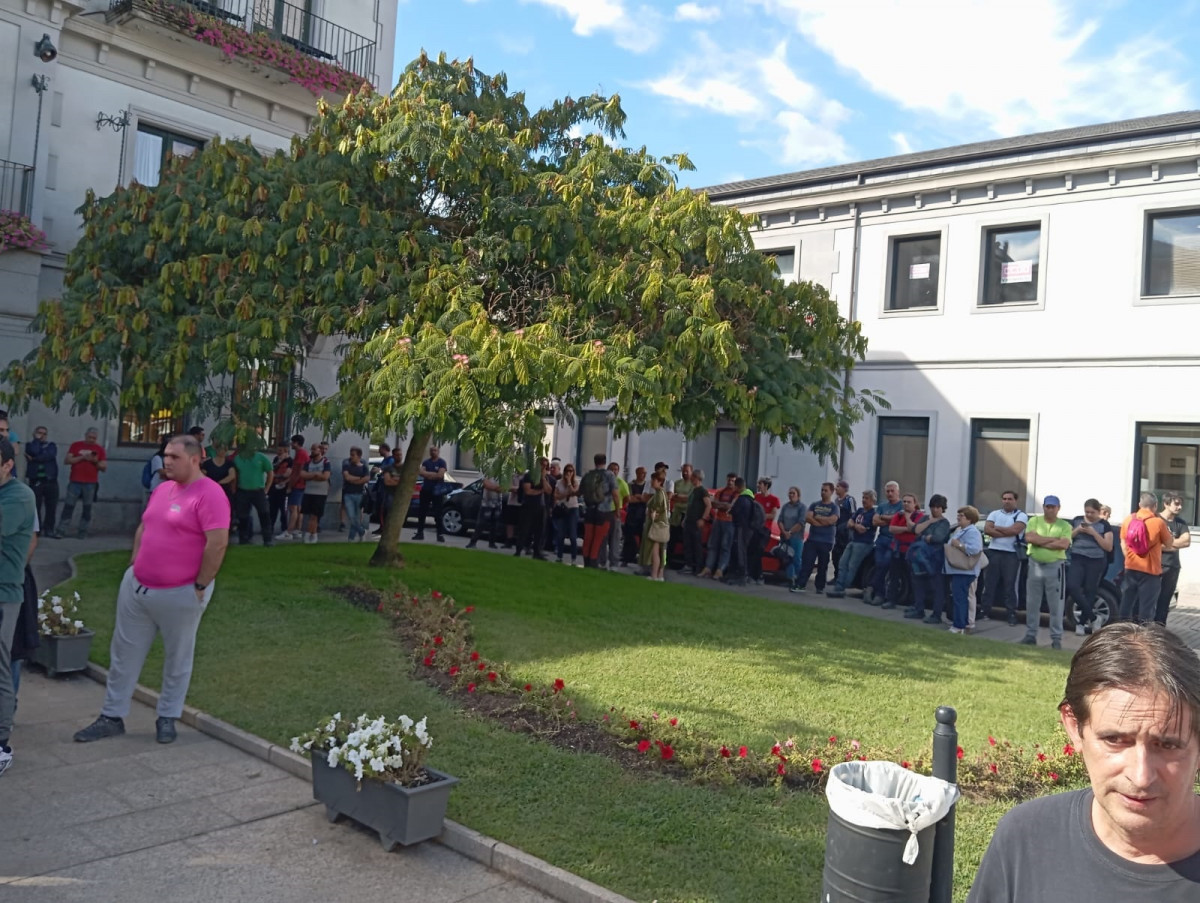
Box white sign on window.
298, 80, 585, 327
909, 263, 930, 280
1000, 260, 1033, 284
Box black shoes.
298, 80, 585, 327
1007, 613, 1018, 626
156, 717, 177, 744
74, 715, 126, 743
903, 608, 924, 619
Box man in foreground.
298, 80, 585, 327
0, 439, 37, 777
74, 435, 230, 745
968, 622, 1200, 899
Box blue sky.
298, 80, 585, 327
394, 0, 1199, 189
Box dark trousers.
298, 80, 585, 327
832, 529, 850, 577
885, 553, 912, 606
471, 506, 502, 546
798, 540, 834, 590
747, 530, 767, 580
268, 487, 289, 533
1156, 566, 1181, 625
415, 489, 444, 537
871, 546, 892, 598
727, 525, 750, 580
1066, 555, 1106, 626
516, 503, 545, 557
982, 549, 1021, 616
31, 480, 59, 534
912, 573, 947, 618
683, 520, 704, 572
1119, 570, 1161, 623
622, 512, 645, 564
235, 488, 273, 544
554, 508, 580, 559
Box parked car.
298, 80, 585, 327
440, 478, 484, 535
362, 458, 463, 526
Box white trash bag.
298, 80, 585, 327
825, 760, 960, 865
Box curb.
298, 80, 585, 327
82, 663, 635, 903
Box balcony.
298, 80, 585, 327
0, 160, 34, 217
107, 0, 377, 84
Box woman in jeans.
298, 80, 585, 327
645, 471, 670, 581
553, 464, 581, 564
778, 487, 805, 591
1067, 498, 1113, 635
945, 506, 984, 634
341, 446, 370, 541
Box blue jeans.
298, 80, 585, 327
705, 520, 733, 572
784, 535, 805, 581
798, 540, 833, 590
554, 508, 580, 559
871, 546, 892, 598
950, 574, 975, 629
343, 492, 365, 540
833, 542, 872, 591
60, 481, 98, 533
912, 573, 947, 618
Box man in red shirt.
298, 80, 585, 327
754, 477, 781, 527
283, 434, 309, 540
699, 473, 739, 580
53, 427, 107, 539
883, 493, 924, 609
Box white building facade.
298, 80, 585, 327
0, 0, 397, 526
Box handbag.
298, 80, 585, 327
647, 519, 670, 544
945, 537, 982, 571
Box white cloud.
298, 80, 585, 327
754, 0, 1192, 137
890, 132, 913, 155
644, 35, 853, 168
675, 2, 721, 22
523, 0, 662, 53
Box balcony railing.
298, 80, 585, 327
108, 0, 377, 83
0, 160, 34, 217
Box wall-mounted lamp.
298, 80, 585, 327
34, 33, 57, 64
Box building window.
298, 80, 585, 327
1134, 422, 1200, 524
875, 417, 928, 504
119, 406, 183, 447
981, 225, 1040, 305
133, 124, 204, 187
967, 419, 1030, 514
888, 234, 940, 311
576, 410, 610, 471
1144, 209, 1200, 297
232, 361, 289, 448
762, 248, 796, 282
455, 445, 476, 470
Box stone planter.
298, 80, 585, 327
30, 630, 94, 677
311, 754, 458, 851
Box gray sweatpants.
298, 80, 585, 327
1025, 559, 1066, 642
0, 600, 20, 746
102, 567, 212, 720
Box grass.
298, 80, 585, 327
60, 544, 1079, 902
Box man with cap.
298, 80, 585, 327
1021, 495, 1073, 649
831, 479, 854, 579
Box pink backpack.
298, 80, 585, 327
1125, 516, 1151, 557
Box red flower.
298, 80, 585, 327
433, 636, 444, 645
422, 655, 434, 667
738, 746, 748, 758
487, 671, 498, 683
719, 746, 731, 758
858, 755, 867, 761
989, 763, 998, 774
376, 602, 384, 612
637, 740, 651, 753
449, 666, 460, 676
464, 606, 475, 613
771, 744, 782, 757
669, 718, 678, 727
394, 592, 402, 598
467, 683, 476, 692
1063, 743, 1075, 756
477, 662, 486, 671
828, 736, 837, 745
524, 683, 533, 692
811, 759, 824, 773
629, 720, 640, 730
1049, 772, 1060, 781
988, 736, 997, 747
553, 678, 565, 693
432, 591, 442, 599
956, 746, 964, 760
1037, 752, 1047, 762
777, 762, 786, 775
660, 745, 674, 761
901, 761, 911, 769
470, 651, 480, 661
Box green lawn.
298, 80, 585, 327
61, 544, 1077, 902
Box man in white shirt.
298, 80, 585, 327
983, 490, 1028, 626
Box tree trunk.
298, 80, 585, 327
368, 427, 433, 568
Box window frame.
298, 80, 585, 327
966, 418, 1033, 514
879, 225, 948, 317
230, 360, 291, 449
132, 123, 205, 188
575, 409, 611, 472
117, 403, 185, 449
975, 218, 1048, 311
759, 245, 797, 283
1132, 421, 1200, 526
1139, 206, 1200, 304
872, 414, 933, 505
122, 108, 218, 190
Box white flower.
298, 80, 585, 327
369, 756, 385, 773
414, 717, 429, 744
52, 605, 63, 614
73, 591, 81, 601
398, 715, 413, 731
326, 748, 341, 767
73, 620, 84, 629
290, 737, 303, 753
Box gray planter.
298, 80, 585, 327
311, 754, 458, 851
30, 629, 94, 677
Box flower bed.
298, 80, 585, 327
0, 211, 48, 253
337, 583, 1088, 801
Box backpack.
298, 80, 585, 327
580, 469, 608, 507
1125, 515, 1151, 556
749, 497, 767, 536
141, 456, 154, 490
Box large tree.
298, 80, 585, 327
4, 53, 880, 567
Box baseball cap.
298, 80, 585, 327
1043, 495, 1061, 507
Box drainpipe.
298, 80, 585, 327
836, 202, 862, 479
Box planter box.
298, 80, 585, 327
30, 630, 94, 677
311, 754, 458, 851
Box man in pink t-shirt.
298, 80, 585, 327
74, 435, 230, 746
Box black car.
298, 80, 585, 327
439, 479, 484, 535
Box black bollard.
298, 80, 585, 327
928, 706, 958, 903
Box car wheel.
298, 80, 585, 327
1092, 585, 1116, 628
441, 508, 464, 536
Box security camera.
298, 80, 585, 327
34, 34, 57, 64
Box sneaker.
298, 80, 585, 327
794, 584, 807, 593
948, 627, 964, 634
156, 717, 177, 744
903, 609, 924, 619
437, 535, 445, 543
307, 533, 319, 544
922, 615, 943, 625
0, 746, 11, 777
1007, 613, 1018, 626
880, 602, 896, 610
277, 532, 291, 541
412, 533, 424, 541
754, 577, 765, 585
679, 567, 693, 575
861, 588, 874, 604
556, 556, 563, 563
825, 588, 845, 598
1019, 635, 1037, 646
466, 541, 477, 549
74, 715, 126, 743
1075, 623, 1085, 636
1051, 640, 1063, 651
697, 568, 712, 579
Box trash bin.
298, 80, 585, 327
821, 760, 959, 903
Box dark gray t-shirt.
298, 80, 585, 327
967, 788, 1200, 902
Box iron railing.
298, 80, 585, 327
108, 0, 377, 83
0, 160, 34, 217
